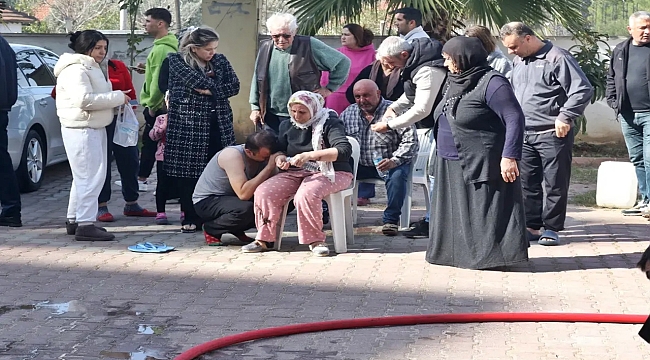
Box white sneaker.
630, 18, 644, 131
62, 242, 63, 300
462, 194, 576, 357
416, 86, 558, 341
622, 202, 649, 216
309, 242, 330, 257
114, 180, 148, 192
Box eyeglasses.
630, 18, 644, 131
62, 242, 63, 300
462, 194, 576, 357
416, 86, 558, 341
271, 34, 292, 40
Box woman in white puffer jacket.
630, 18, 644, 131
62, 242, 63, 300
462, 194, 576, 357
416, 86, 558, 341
54, 30, 130, 241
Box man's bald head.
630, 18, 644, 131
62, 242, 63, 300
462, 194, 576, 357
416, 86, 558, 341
353, 79, 382, 114
354, 79, 379, 93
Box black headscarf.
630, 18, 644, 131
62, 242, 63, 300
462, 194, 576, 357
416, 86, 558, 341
441, 36, 491, 116
442, 36, 491, 98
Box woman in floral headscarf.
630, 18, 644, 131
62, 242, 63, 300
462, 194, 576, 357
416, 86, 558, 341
242, 91, 353, 257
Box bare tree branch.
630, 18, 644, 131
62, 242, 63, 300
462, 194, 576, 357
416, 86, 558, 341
44, 0, 113, 32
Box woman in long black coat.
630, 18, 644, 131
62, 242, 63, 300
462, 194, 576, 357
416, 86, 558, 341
165, 26, 240, 233
426, 36, 528, 270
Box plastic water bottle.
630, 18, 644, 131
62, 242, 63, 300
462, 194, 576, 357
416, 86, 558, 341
372, 151, 388, 179
286, 156, 320, 172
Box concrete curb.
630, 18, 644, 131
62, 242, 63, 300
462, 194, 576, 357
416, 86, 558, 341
572, 157, 628, 166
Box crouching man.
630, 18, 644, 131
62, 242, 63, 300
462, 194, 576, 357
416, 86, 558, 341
341, 80, 418, 236
193, 130, 280, 246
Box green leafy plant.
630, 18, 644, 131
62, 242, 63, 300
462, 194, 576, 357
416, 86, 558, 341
286, 0, 591, 42
569, 31, 611, 135
22, 20, 51, 33
118, 0, 149, 71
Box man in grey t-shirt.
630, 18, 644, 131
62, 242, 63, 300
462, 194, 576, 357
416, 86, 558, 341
193, 130, 280, 246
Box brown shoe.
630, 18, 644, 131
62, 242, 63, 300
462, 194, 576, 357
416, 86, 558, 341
382, 223, 399, 236
75, 224, 115, 241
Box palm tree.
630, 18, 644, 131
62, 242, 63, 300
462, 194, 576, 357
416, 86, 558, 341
286, 0, 591, 42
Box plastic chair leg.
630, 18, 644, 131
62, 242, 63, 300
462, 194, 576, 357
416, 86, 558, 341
423, 182, 431, 214
344, 195, 355, 245
274, 200, 291, 250
400, 180, 413, 230
325, 195, 347, 253
352, 183, 359, 225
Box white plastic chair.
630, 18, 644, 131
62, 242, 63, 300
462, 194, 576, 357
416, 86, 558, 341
274, 137, 360, 254
352, 128, 433, 230
405, 128, 434, 223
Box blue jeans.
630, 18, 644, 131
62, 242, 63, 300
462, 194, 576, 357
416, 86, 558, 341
99, 116, 140, 204
357, 182, 376, 199
0, 111, 21, 217
619, 112, 650, 202
357, 163, 411, 224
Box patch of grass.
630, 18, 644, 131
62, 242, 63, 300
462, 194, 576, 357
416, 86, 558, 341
571, 190, 597, 207
571, 166, 598, 184
573, 142, 629, 158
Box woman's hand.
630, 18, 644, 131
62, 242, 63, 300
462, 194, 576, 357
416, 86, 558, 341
134, 63, 146, 74
194, 88, 212, 96
275, 154, 290, 170
500, 157, 519, 183
122, 93, 132, 105
267, 152, 281, 168
289, 152, 314, 168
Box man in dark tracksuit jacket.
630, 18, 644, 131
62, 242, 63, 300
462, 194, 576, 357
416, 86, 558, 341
0, 34, 22, 227
501, 22, 593, 246
606, 11, 650, 216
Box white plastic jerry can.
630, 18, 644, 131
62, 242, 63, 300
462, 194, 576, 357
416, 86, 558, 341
595, 161, 638, 208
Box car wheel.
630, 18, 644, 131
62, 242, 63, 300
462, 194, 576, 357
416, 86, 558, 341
17, 130, 46, 193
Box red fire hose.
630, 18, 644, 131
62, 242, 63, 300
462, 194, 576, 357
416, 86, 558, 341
174, 312, 648, 360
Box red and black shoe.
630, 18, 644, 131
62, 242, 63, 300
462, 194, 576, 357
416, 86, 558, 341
123, 205, 157, 217
97, 212, 115, 222
204, 230, 225, 246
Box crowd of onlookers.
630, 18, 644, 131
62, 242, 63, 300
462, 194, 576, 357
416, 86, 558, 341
1, 7, 649, 269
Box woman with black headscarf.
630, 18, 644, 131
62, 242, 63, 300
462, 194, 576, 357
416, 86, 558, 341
425, 36, 528, 270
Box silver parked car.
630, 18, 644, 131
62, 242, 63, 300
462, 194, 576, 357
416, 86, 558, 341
8, 44, 67, 192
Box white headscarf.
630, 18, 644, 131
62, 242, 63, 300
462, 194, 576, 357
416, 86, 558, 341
287, 91, 336, 182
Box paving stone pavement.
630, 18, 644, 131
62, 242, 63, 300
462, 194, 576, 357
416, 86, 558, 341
1, 162, 650, 360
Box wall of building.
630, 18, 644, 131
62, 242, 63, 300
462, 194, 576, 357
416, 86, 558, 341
4, 32, 153, 94
0, 23, 23, 33
2, 30, 628, 143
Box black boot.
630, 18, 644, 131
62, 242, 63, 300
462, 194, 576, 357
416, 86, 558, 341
66, 221, 106, 235
75, 224, 115, 241
0, 214, 22, 227
403, 219, 429, 238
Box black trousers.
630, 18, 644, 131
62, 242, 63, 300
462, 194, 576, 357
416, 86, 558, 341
170, 176, 200, 226
155, 162, 171, 213
99, 115, 140, 204
0, 111, 21, 217
520, 129, 573, 232
138, 107, 164, 179
194, 195, 255, 237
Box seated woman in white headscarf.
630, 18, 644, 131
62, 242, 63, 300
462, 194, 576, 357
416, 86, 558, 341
242, 91, 353, 257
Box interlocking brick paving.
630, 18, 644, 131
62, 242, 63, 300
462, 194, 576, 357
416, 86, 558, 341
0, 162, 649, 359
